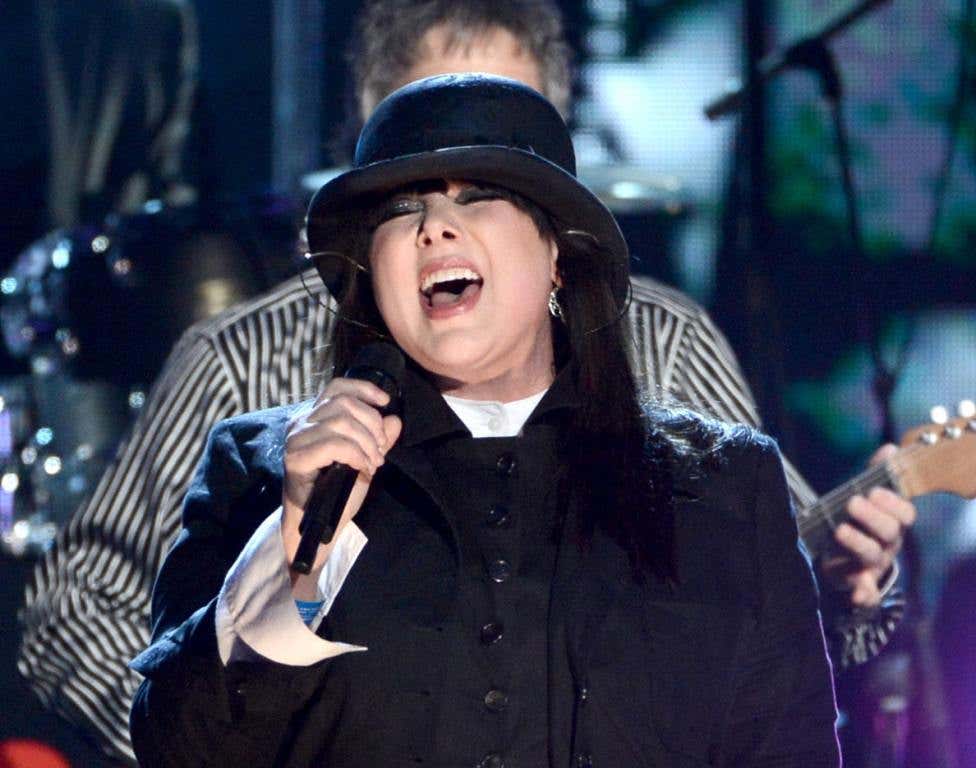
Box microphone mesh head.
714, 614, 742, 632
349, 342, 405, 381
347, 344, 406, 417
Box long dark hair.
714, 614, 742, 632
324, 189, 727, 583
552, 229, 681, 582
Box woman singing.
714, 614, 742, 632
130, 74, 839, 767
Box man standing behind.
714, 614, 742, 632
19, 1, 913, 764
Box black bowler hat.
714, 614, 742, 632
305, 73, 629, 307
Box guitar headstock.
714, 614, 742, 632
896, 402, 976, 500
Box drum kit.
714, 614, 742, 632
0, 201, 277, 556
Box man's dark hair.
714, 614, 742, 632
350, 0, 572, 117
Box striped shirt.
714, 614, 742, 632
18, 270, 901, 764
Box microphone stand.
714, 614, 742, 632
707, 1, 956, 765
798, 29, 957, 768
709, 2, 891, 450
704, 0, 892, 121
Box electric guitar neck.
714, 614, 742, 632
797, 412, 976, 558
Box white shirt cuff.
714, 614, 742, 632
215, 508, 368, 666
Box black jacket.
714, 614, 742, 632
130, 370, 839, 767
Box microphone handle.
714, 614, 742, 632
290, 342, 404, 576
291, 463, 359, 575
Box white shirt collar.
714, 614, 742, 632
441, 389, 548, 438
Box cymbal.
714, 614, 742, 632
577, 164, 689, 216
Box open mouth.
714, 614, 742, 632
420, 267, 484, 309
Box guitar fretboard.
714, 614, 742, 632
796, 462, 898, 558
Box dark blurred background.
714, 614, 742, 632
1, 0, 974, 765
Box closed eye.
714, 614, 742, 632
456, 187, 503, 205
370, 197, 424, 228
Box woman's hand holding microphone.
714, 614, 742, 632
282, 377, 403, 599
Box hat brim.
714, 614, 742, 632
305, 146, 630, 307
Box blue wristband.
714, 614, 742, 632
295, 599, 324, 626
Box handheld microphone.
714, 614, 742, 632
291, 343, 405, 575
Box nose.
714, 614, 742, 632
416, 196, 460, 247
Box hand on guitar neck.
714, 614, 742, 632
807, 408, 976, 608
816, 443, 916, 607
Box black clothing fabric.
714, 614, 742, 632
425, 426, 562, 764
130, 367, 839, 767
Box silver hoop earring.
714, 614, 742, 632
548, 287, 564, 320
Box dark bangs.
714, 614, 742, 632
362, 179, 556, 241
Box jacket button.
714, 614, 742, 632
484, 689, 509, 712
577, 684, 589, 704
488, 559, 511, 583
574, 753, 593, 767
486, 504, 510, 528
495, 453, 517, 476
480, 621, 504, 645
478, 753, 504, 768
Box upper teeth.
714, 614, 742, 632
420, 267, 482, 293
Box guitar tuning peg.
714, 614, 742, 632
959, 400, 976, 419
930, 405, 949, 425
919, 431, 939, 445
945, 425, 963, 439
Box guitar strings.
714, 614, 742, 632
797, 464, 892, 535
795, 440, 926, 536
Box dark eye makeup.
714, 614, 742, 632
368, 182, 507, 230
455, 186, 504, 204
370, 197, 424, 227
